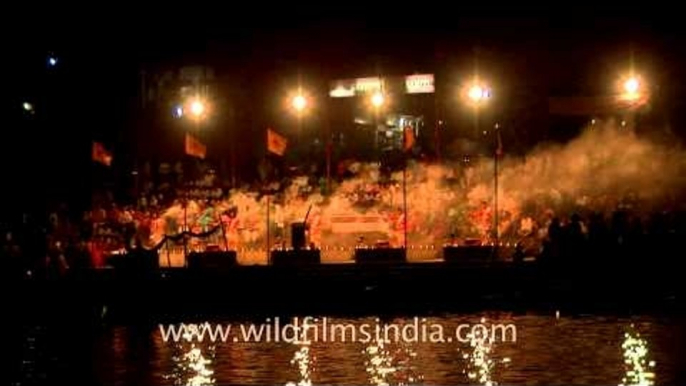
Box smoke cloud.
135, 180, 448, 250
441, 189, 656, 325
151, 122, 686, 255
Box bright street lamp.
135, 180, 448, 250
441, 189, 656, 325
624, 77, 639, 94
467, 83, 491, 104
189, 99, 206, 118
292, 94, 307, 112
620, 75, 642, 101
371, 91, 385, 108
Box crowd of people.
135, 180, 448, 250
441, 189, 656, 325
3, 162, 686, 279
534, 208, 686, 272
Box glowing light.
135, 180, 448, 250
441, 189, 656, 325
365, 340, 396, 385
288, 319, 314, 386
190, 100, 205, 117
48, 56, 58, 67
619, 328, 655, 386
467, 84, 491, 103
184, 347, 215, 386
619, 74, 645, 102
624, 77, 640, 95
292, 95, 307, 112
371, 92, 385, 108
166, 325, 216, 386
462, 321, 497, 386
173, 105, 184, 118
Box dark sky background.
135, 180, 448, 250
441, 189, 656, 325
3, 7, 686, 216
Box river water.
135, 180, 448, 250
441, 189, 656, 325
12, 312, 685, 385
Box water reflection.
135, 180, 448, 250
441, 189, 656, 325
84, 314, 683, 385
287, 317, 314, 386
165, 324, 216, 386
619, 326, 656, 386
365, 339, 396, 385
363, 325, 423, 386
461, 318, 498, 386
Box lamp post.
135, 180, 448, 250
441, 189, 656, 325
618, 73, 648, 129
291, 93, 307, 133
183, 97, 207, 263
464, 80, 497, 248
371, 91, 385, 151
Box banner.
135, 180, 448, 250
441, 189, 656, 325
267, 128, 288, 156
92, 142, 112, 166
330, 74, 435, 97
185, 133, 206, 159
405, 74, 435, 94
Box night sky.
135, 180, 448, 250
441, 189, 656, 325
4, 7, 686, 217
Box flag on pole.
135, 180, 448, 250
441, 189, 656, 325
185, 133, 206, 159
403, 127, 415, 151
92, 142, 112, 166
267, 128, 288, 156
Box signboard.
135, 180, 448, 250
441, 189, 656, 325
329, 77, 383, 98
329, 80, 356, 98
355, 77, 383, 93
330, 74, 435, 97
405, 74, 434, 94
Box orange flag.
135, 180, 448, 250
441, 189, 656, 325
267, 128, 287, 156
185, 133, 206, 159
92, 142, 112, 166
403, 127, 415, 151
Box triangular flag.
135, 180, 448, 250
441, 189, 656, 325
185, 133, 206, 159
267, 128, 288, 156
92, 142, 112, 166
403, 127, 415, 151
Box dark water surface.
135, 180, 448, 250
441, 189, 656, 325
11, 312, 686, 385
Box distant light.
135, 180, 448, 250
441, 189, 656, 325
494, 123, 500, 129
173, 105, 184, 118
621, 120, 627, 127
22, 102, 33, 112
624, 77, 640, 95
620, 75, 643, 102
482, 130, 488, 136
190, 100, 205, 117
467, 84, 491, 103
131, 170, 139, 176
591, 119, 596, 125
48, 56, 58, 67
292, 95, 307, 111
371, 91, 385, 108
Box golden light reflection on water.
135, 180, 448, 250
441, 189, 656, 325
144, 316, 684, 385
619, 326, 656, 386
287, 343, 313, 386
363, 329, 423, 386
165, 324, 216, 386
182, 347, 215, 386
365, 339, 397, 386
286, 317, 314, 386
460, 317, 510, 386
